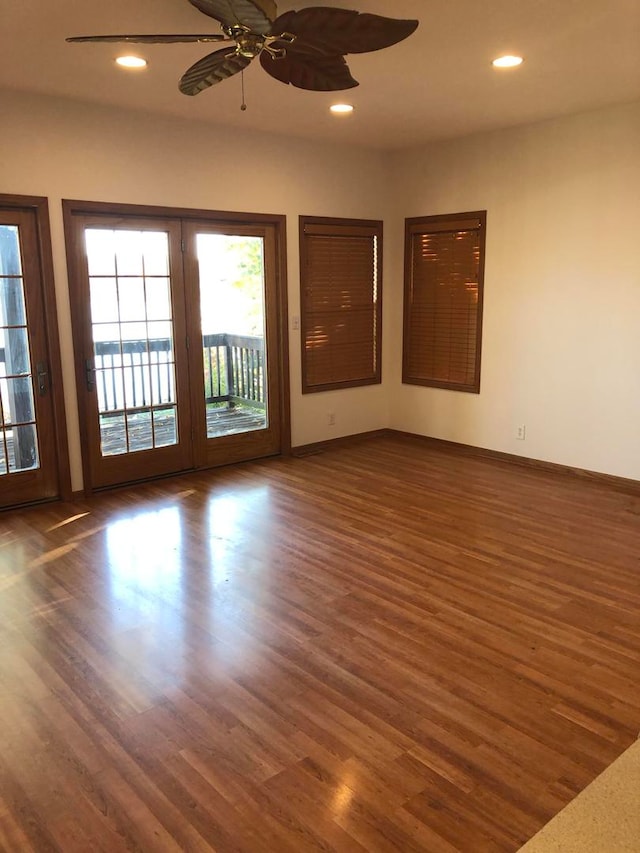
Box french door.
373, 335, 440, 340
64, 203, 288, 491
183, 221, 283, 469
0, 198, 68, 508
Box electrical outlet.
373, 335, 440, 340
516, 424, 526, 440
328, 413, 336, 426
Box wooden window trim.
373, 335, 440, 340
403, 210, 487, 394
300, 215, 382, 394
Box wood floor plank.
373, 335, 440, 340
1, 434, 639, 850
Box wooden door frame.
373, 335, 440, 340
0, 194, 71, 504
62, 199, 291, 494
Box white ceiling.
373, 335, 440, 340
2, 0, 640, 150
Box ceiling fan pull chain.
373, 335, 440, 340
241, 69, 247, 111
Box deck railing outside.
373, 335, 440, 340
0, 335, 266, 465
92, 333, 265, 414
202, 333, 265, 410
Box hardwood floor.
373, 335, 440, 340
1, 433, 639, 852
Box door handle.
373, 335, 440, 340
36, 362, 49, 396
85, 358, 96, 392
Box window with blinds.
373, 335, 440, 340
403, 211, 486, 393
300, 216, 382, 393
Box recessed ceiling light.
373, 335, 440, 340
330, 103, 354, 115
116, 56, 148, 69
492, 55, 524, 68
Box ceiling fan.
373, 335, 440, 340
67, 0, 419, 95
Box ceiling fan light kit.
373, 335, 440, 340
67, 0, 419, 96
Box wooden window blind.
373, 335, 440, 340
300, 216, 382, 393
403, 211, 486, 393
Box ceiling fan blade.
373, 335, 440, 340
66, 34, 228, 44
188, 0, 277, 35
260, 51, 357, 91
180, 47, 251, 95
269, 8, 418, 55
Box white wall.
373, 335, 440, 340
388, 100, 640, 481
0, 90, 394, 490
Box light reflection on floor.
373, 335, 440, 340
46, 511, 91, 532
201, 487, 272, 669
100, 487, 274, 687
103, 504, 191, 695
206, 487, 270, 585
106, 504, 184, 646
207, 494, 243, 582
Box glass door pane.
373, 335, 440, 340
85, 229, 179, 458
0, 225, 40, 474
196, 234, 268, 439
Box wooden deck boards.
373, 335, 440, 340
98, 404, 267, 455
1, 433, 639, 851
